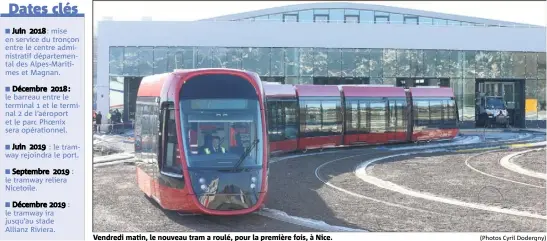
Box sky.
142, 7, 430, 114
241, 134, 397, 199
93, 1, 546, 26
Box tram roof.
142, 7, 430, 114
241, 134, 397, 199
295, 85, 341, 97
341, 86, 406, 97
263, 83, 296, 98
137, 73, 170, 97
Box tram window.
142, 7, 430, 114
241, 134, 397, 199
162, 108, 182, 174
276, 102, 286, 140
300, 100, 322, 137
300, 99, 342, 137
446, 99, 457, 128
387, 100, 406, 132
358, 100, 370, 133
345, 100, 359, 133
442, 99, 450, 127
267, 99, 298, 141
396, 101, 407, 132
369, 101, 386, 133
142, 115, 150, 135
414, 100, 430, 127
321, 101, 341, 135
430, 100, 442, 126
446, 100, 452, 122
267, 100, 283, 142
284, 100, 298, 140
388, 101, 396, 130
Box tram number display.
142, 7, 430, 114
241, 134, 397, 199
191, 99, 248, 110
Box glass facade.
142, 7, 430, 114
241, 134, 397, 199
234, 8, 535, 27
108, 46, 546, 124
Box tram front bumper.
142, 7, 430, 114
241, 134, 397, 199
190, 169, 263, 211
196, 192, 259, 211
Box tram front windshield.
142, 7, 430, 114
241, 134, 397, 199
180, 98, 263, 169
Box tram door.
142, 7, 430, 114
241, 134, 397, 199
387, 99, 407, 142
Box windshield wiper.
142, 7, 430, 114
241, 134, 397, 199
232, 139, 260, 172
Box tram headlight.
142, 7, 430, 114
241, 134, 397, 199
199, 177, 206, 184
200, 184, 207, 191
250, 183, 256, 189
251, 177, 257, 183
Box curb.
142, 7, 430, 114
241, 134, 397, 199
453, 141, 546, 153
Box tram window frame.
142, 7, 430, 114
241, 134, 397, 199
321, 101, 339, 134
386, 98, 407, 133
283, 99, 299, 140
345, 97, 391, 134
160, 102, 183, 178
344, 100, 360, 134
429, 100, 443, 126
413, 97, 457, 129
266, 100, 281, 142
299, 97, 343, 138
396, 100, 407, 132
369, 100, 387, 133
388, 100, 396, 131
413, 99, 431, 128
358, 100, 370, 133
136, 97, 159, 158
266, 98, 298, 142
445, 99, 457, 128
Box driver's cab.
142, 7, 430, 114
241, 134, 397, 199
188, 122, 250, 155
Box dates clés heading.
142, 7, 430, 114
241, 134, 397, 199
8, 3, 78, 15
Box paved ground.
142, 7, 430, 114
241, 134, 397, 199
93, 132, 547, 232
513, 149, 546, 174
92, 163, 316, 232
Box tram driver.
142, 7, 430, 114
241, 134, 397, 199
198, 134, 213, 155
204, 136, 226, 155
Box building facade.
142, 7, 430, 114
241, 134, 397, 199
95, 2, 546, 128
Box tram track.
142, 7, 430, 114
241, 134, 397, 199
499, 148, 547, 180
304, 132, 546, 231
464, 150, 545, 189
352, 150, 546, 220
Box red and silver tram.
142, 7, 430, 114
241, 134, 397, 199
264, 83, 459, 153
134, 68, 459, 216
134, 68, 269, 215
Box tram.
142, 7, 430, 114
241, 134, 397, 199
134, 68, 459, 216
264, 83, 459, 153
134, 68, 269, 215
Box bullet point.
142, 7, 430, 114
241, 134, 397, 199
4, 87, 9, 92
5, 169, 10, 174
5, 202, 9, 207
5, 145, 10, 150
5, 29, 10, 34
